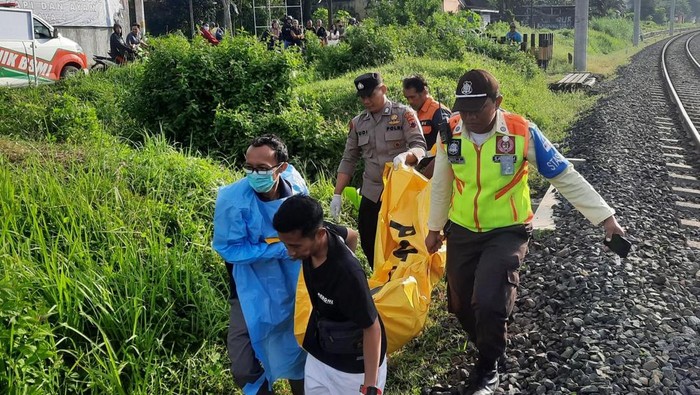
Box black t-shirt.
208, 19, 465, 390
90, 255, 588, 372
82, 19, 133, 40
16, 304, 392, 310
292, 27, 304, 46
109, 32, 131, 58
281, 24, 292, 42
302, 227, 387, 373
225, 180, 347, 300
315, 26, 327, 39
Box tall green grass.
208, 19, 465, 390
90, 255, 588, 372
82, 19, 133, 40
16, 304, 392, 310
0, 136, 237, 394
295, 56, 594, 146
0, 134, 360, 394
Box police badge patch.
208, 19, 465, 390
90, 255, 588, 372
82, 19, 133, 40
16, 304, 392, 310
496, 135, 515, 155
448, 140, 461, 156
404, 112, 418, 129
447, 139, 465, 164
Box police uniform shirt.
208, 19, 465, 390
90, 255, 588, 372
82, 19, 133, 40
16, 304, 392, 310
302, 226, 387, 374
417, 96, 451, 153
338, 100, 427, 203
428, 109, 615, 231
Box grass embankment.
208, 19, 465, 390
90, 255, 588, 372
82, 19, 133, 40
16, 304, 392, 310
0, 24, 609, 393
488, 18, 698, 77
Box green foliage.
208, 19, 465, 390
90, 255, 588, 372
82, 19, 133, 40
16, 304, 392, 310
302, 36, 355, 78
344, 20, 396, 68
58, 65, 143, 140
590, 17, 633, 41
0, 88, 101, 143
0, 137, 236, 394
47, 94, 101, 143
0, 281, 59, 393
334, 9, 352, 23
311, 7, 329, 23
367, 0, 443, 25
135, 33, 302, 154
302, 11, 539, 80
213, 103, 347, 176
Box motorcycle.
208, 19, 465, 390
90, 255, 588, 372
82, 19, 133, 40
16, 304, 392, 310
91, 55, 118, 72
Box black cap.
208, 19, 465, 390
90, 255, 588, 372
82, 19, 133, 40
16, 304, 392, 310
452, 69, 499, 112
354, 72, 382, 97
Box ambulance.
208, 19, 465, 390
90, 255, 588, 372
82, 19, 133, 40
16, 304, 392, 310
0, 3, 88, 87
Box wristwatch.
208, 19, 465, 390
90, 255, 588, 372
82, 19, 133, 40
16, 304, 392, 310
360, 385, 382, 395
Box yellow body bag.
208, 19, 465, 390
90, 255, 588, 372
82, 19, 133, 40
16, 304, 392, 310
294, 165, 446, 353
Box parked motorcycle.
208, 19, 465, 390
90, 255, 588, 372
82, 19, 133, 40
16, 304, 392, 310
91, 55, 118, 72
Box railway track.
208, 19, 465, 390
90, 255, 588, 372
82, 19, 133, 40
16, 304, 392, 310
660, 31, 700, 249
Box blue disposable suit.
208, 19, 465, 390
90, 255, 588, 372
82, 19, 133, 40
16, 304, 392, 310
213, 165, 308, 394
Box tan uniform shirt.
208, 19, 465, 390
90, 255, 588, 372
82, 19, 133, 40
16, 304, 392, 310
338, 99, 427, 203
428, 111, 615, 231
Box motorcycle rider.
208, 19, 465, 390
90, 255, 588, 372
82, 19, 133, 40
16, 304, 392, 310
109, 23, 133, 65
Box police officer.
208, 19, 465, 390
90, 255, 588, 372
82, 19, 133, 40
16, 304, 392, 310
331, 72, 427, 269
402, 74, 451, 178
425, 69, 624, 394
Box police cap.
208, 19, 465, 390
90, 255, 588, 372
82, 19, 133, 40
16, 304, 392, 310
452, 69, 499, 113
354, 72, 383, 97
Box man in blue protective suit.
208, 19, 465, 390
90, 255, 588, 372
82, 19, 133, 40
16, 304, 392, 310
213, 135, 308, 395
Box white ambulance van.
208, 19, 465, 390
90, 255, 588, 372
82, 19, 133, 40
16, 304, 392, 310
0, 3, 88, 87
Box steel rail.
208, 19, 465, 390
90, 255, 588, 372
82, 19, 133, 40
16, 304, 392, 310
661, 31, 700, 150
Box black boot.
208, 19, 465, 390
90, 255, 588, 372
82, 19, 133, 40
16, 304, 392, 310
465, 359, 499, 395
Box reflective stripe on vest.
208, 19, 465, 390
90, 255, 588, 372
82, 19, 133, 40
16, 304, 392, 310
448, 113, 533, 232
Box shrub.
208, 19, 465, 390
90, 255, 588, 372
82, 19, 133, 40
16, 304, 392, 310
47, 94, 101, 143
0, 87, 50, 140
344, 20, 396, 69
0, 88, 101, 143
135, 33, 302, 154
214, 103, 347, 177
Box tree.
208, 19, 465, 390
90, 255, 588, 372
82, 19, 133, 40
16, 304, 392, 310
366, 0, 442, 25
590, 0, 626, 17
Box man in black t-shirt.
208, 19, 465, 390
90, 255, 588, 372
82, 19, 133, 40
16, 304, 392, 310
281, 16, 294, 48
274, 195, 387, 395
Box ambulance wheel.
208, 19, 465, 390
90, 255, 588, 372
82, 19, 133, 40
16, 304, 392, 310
60, 65, 80, 79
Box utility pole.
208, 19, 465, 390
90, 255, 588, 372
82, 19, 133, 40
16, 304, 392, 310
670, 0, 676, 35
135, 0, 146, 33
633, 0, 640, 46
574, 0, 589, 71
223, 0, 233, 36
189, 0, 196, 38
328, 0, 333, 32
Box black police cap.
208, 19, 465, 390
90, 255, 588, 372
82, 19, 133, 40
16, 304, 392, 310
354, 72, 383, 97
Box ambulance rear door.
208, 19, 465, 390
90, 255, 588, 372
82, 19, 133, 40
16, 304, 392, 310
0, 8, 34, 87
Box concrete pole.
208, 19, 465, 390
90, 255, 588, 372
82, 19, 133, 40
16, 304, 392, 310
189, 0, 195, 38
633, 0, 640, 46
574, 0, 589, 71
135, 0, 146, 33
670, 0, 676, 35
328, 0, 333, 33
222, 0, 233, 36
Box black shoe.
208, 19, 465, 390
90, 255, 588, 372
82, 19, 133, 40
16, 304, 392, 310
497, 353, 507, 374
465, 363, 499, 395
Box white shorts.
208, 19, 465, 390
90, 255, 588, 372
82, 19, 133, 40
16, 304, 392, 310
304, 353, 387, 395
